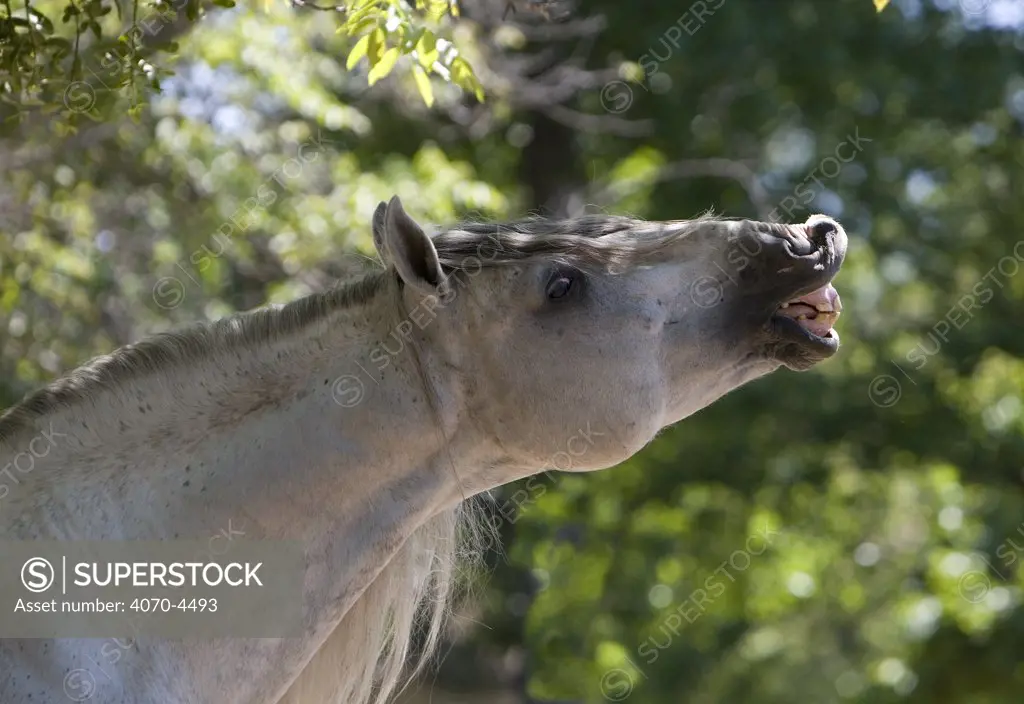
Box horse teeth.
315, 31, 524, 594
780, 302, 790, 308
815, 304, 832, 312
797, 314, 807, 320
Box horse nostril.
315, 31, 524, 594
807, 218, 838, 247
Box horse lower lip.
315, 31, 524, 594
772, 315, 840, 347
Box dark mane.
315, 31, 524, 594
431, 213, 722, 273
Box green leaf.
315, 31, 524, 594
874, 0, 890, 10
28, 9, 55, 35
346, 34, 371, 70
212, 0, 236, 7
344, 15, 380, 37
412, 64, 434, 107
450, 56, 473, 86
44, 37, 73, 51
367, 27, 385, 64
344, 4, 381, 32
367, 47, 400, 86
53, 119, 77, 136
448, 57, 485, 102
415, 30, 438, 68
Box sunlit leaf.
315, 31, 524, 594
346, 34, 371, 69
415, 29, 438, 68
367, 27, 386, 64
412, 64, 434, 107
367, 47, 400, 85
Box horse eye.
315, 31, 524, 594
546, 274, 574, 299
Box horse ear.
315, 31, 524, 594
377, 196, 446, 295
372, 200, 388, 259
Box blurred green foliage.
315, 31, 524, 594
0, 0, 482, 133
2, 0, 1024, 702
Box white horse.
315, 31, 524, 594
0, 197, 846, 703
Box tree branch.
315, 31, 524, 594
543, 103, 654, 137
289, 0, 348, 12
590, 158, 772, 218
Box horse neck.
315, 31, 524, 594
1, 279, 491, 697
7, 281, 471, 522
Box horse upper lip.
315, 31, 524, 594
781, 232, 846, 298
779, 284, 842, 313
772, 282, 842, 340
